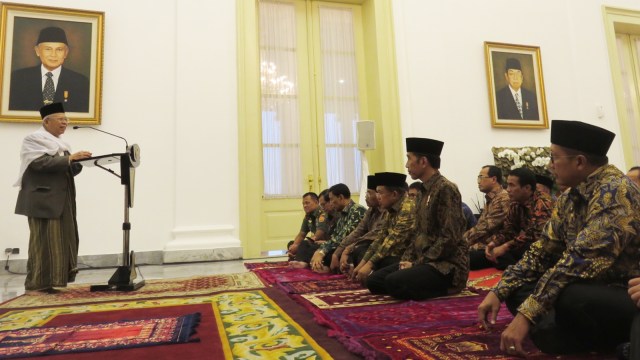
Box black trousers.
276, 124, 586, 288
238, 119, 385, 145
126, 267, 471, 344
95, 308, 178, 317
506, 282, 636, 354
469, 243, 530, 271
367, 262, 453, 301
348, 240, 373, 267
630, 311, 640, 360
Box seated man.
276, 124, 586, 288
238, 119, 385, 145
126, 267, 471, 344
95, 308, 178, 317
628, 166, 640, 187
408, 181, 422, 199
465, 165, 510, 270
535, 174, 554, 196
353, 172, 415, 283
480, 167, 553, 270
478, 120, 640, 357
309, 183, 366, 273
318, 189, 336, 236
288, 192, 329, 267
461, 202, 477, 230
618, 277, 640, 360
366, 138, 468, 300
333, 175, 385, 274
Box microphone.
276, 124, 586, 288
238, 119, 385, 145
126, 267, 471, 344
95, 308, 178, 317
73, 126, 128, 150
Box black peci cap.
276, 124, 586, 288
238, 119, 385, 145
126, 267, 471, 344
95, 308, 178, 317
39, 102, 65, 119
367, 175, 378, 190
535, 174, 554, 190
37, 27, 68, 45
505, 58, 522, 71
550, 120, 615, 156
375, 172, 407, 188
405, 137, 444, 156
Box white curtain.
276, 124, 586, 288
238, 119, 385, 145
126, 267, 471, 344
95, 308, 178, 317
259, 1, 363, 197
259, 1, 302, 198
318, 6, 362, 193
616, 34, 640, 165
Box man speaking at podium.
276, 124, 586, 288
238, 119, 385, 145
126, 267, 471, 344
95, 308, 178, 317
14, 103, 92, 294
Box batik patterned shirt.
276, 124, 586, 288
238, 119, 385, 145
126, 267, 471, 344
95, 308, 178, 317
300, 207, 329, 239
334, 206, 385, 259
493, 165, 640, 323
464, 187, 510, 248
490, 191, 553, 250
402, 173, 468, 293
362, 195, 416, 265
319, 200, 366, 253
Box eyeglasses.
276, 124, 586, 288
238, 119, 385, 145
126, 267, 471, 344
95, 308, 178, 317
549, 155, 577, 164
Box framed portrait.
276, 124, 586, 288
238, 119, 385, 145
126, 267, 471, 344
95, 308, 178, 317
484, 42, 548, 129
0, 3, 104, 124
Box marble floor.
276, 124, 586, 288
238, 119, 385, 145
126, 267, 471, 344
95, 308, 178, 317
0, 257, 286, 303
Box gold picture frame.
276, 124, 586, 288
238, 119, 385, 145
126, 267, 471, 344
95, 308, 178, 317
484, 41, 548, 129
0, 2, 104, 124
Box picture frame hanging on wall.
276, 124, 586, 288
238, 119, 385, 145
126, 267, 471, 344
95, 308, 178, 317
484, 41, 548, 129
0, 2, 104, 124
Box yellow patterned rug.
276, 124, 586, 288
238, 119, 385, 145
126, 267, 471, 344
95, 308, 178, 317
0, 272, 265, 309
0, 290, 335, 359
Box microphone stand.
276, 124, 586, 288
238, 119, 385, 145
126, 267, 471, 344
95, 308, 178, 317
74, 127, 144, 292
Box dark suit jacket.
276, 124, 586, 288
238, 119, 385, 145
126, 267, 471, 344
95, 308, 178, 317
15, 154, 82, 219
496, 86, 539, 120
9, 65, 90, 112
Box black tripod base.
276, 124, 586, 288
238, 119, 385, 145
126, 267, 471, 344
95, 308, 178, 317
90, 266, 145, 292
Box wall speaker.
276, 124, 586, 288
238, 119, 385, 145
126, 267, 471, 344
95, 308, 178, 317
356, 120, 375, 150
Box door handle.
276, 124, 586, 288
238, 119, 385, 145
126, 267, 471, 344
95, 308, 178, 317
308, 175, 313, 192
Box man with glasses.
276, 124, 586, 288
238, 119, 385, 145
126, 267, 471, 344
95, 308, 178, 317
478, 120, 640, 357
465, 165, 510, 270
14, 103, 92, 294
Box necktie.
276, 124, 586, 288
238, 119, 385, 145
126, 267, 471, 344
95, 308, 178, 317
514, 92, 523, 119
43, 72, 55, 105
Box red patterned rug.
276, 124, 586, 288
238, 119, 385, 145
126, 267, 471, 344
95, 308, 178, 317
467, 268, 503, 291
243, 261, 289, 270
360, 321, 611, 360
301, 289, 401, 309
279, 277, 364, 294
252, 266, 343, 285
315, 292, 505, 337
0, 273, 264, 309
0, 313, 200, 359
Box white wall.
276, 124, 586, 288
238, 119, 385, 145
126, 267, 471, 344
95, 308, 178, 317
1, 0, 637, 262
393, 0, 640, 208
0, 0, 239, 262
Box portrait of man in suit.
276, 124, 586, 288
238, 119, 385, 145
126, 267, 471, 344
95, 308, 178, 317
495, 57, 539, 121
8, 26, 89, 113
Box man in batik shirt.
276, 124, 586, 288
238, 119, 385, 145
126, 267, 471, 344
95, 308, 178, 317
466, 165, 510, 269
479, 167, 553, 270
332, 175, 385, 274
309, 183, 366, 273
478, 120, 640, 357
353, 172, 415, 283
367, 138, 468, 300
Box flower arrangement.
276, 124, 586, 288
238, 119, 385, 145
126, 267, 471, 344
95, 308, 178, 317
491, 146, 552, 182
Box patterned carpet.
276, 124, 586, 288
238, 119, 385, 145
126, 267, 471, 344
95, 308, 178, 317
0, 312, 200, 358
0, 272, 265, 309
247, 262, 616, 360
0, 275, 355, 359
